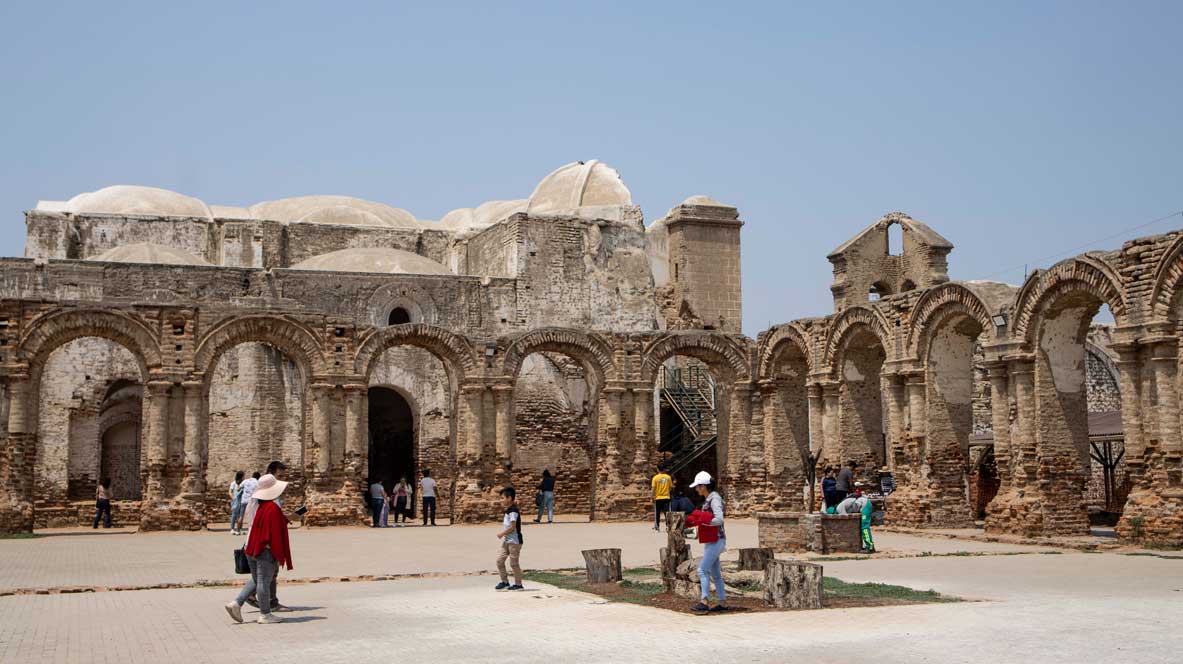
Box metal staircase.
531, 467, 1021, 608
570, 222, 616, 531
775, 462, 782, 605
659, 366, 718, 473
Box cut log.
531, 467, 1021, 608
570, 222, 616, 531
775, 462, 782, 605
737, 547, 775, 571
581, 548, 623, 583
661, 512, 691, 592
762, 559, 823, 609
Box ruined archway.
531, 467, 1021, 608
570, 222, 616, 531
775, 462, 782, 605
758, 325, 813, 510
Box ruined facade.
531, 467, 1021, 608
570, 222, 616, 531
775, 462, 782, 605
1, 169, 1180, 546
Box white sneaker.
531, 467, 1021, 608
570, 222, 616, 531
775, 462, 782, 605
257, 613, 283, 624
224, 602, 242, 623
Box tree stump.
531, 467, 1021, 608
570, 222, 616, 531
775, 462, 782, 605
661, 512, 691, 592
762, 559, 823, 609
581, 548, 623, 583
737, 547, 774, 571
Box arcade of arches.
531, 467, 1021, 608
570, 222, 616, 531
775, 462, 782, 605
2, 204, 1183, 548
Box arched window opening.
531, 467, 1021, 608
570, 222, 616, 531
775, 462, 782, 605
887, 222, 903, 256
869, 282, 891, 302
901, 280, 917, 293
388, 307, 411, 325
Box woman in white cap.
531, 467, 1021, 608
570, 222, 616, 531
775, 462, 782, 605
688, 470, 727, 613
225, 474, 293, 624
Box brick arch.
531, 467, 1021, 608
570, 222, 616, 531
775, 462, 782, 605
194, 314, 326, 380
500, 327, 618, 386
1011, 255, 1127, 346
823, 305, 892, 374
354, 323, 478, 384
639, 332, 751, 385
20, 308, 161, 375
1149, 233, 1183, 321
756, 323, 813, 381
906, 283, 993, 361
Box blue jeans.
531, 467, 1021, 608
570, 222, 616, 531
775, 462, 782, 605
371, 497, 384, 527
536, 491, 554, 522
235, 548, 278, 615
698, 538, 727, 602
230, 502, 245, 530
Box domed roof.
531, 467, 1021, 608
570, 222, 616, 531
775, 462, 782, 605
91, 243, 212, 266
64, 186, 212, 220
438, 199, 527, 232
289, 247, 452, 275
527, 160, 632, 214
248, 195, 419, 228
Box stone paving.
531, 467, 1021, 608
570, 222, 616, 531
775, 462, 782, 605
1, 522, 1180, 663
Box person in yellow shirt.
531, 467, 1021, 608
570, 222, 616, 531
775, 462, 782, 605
651, 466, 673, 531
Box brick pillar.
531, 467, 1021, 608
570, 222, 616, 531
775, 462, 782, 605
343, 383, 367, 478
143, 380, 172, 504
986, 362, 1011, 483
760, 380, 782, 475
886, 374, 906, 468
905, 371, 926, 442
806, 383, 823, 456
461, 384, 485, 461
986, 358, 1039, 536
727, 383, 753, 481
821, 382, 840, 464
632, 386, 654, 468
181, 381, 206, 496
0, 375, 35, 533
493, 383, 513, 460
311, 383, 333, 475
1151, 341, 1181, 454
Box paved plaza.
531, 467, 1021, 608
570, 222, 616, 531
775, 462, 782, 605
1, 521, 1181, 663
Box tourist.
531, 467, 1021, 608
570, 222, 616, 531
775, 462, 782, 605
420, 469, 437, 526
821, 467, 839, 511
229, 470, 246, 535
392, 473, 411, 525
369, 478, 388, 528
835, 460, 857, 503
534, 469, 555, 524
879, 467, 896, 496
685, 471, 726, 613
494, 486, 524, 591
670, 487, 695, 516
651, 465, 673, 531
92, 477, 112, 529
225, 473, 293, 624
240, 471, 261, 511
833, 484, 875, 552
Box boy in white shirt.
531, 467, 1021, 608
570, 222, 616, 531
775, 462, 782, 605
494, 486, 524, 591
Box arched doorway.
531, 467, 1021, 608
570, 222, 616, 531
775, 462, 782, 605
368, 387, 416, 493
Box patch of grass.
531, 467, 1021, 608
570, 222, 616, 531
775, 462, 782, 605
622, 567, 659, 577
823, 577, 960, 603
1038, 551, 1063, 555
810, 555, 867, 562
619, 580, 663, 595
0, 533, 39, 540
1124, 551, 1183, 560
523, 570, 583, 590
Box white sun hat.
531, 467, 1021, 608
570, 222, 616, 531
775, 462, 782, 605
252, 473, 288, 501
689, 471, 713, 489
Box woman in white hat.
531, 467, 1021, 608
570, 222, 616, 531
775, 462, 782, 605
689, 470, 727, 612
225, 474, 293, 624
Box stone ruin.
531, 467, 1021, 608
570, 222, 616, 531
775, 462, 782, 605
0, 164, 1180, 547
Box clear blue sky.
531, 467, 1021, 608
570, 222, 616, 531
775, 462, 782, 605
1, 1, 1179, 334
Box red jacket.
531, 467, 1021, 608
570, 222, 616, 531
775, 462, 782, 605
245, 501, 293, 570
686, 509, 720, 543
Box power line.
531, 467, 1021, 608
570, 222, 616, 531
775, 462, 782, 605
978, 208, 1183, 282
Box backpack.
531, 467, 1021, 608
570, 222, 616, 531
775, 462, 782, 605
506, 505, 524, 544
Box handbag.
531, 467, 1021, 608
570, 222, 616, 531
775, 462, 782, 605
234, 546, 250, 575
534, 491, 543, 507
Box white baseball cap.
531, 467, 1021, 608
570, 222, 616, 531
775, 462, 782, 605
689, 471, 712, 489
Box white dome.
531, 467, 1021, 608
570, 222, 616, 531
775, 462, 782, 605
91, 243, 211, 266
289, 247, 452, 275
527, 160, 632, 214
439, 199, 527, 232
248, 195, 419, 229
438, 207, 475, 230
64, 186, 212, 220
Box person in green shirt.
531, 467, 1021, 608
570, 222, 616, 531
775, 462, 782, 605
651, 466, 673, 531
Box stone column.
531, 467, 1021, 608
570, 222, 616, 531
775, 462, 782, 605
144, 380, 173, 503
602, 386, 624, 477
181, 381, 206, 496
886, 374, 907, 468
905, 371, 926, 444
311, 383, 333, 475
806, 383, 823, 456
727, 383, 753, 479
343, 383, 368, 471
986, 362, 1012, 482
760, 380, 782, 475
2, 375, 35, 530
461, 384, 485, 461
1112, 346, 1144, 463
1009, 359, 1036, 484
632, 386, 654, 468
1151, 341, 1182, 454
821, 382, 840, 464
493, 383, 514, 460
